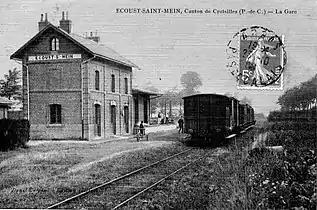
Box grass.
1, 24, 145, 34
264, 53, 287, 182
122, 122, 316, 209
124, 128, 256, 209
2, 123, 314, 209
0, 130, 186, 209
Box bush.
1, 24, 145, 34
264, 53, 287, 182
267, 121, 316, 131
247, 119, 317, 209
268, 110, 316, 122
0, 119, 30, 151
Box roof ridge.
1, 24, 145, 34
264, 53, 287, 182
11, 22, 140, 69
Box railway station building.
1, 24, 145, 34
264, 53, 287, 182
132, 88, 162, 125
10, 12, 152, 140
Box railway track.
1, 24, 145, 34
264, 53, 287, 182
112, 154, 206, 209
46, 148, 200, 209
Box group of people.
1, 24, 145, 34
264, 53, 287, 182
157, 113, 169, 124
138, 115, 184, 135
157, 113, 184, 134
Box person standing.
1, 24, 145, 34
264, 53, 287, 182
178, 116, 184, 134
157, 113, 161, 125
139, 121, 145, 135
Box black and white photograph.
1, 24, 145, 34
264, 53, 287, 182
0, 0, 316, 209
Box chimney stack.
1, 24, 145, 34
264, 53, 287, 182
85, 31, 100, 43
59, 11, 72, 33
38, 13, 49, 32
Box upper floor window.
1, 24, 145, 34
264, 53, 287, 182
51, 38, 59, 51
111, 74, 115, 92
95, 70, 100, 90
50, 104, 62, 124
124, 77, 128, 94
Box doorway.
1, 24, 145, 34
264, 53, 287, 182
124, 106, 129, 133
111, 105, 116, 135
95, 104, 101, 136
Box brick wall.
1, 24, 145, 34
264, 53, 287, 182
103, 62, 133, 136
83, 60, 133, 139
19, 26, 136, 140
29, 91, 82, 139
21, 28, 86, 140
87, 61, 106, 140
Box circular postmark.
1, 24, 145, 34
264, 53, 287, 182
226, 26, 287, 88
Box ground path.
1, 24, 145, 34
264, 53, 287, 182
21, 124, 178, 174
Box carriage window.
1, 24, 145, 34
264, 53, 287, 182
50, 104, 61, 124
51, 38, 59, 51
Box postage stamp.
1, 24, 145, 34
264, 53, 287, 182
226, 26, 287, 90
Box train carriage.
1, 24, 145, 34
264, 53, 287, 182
183, 93, 255, 146
183, 94, 232, 145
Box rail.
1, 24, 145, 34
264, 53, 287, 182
112, 153, 206, 209
46, 148, 193, 209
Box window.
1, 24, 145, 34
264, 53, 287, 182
124, 77, 128, 94
51, 38, 59, 51
95, 71, 100, 90
50, 104, 61, 124
111, 74, 115, 92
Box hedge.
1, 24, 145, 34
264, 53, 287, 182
268, 109, 316, 122
0, 119, 30, 151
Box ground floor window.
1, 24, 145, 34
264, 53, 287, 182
50, 104, 61, 124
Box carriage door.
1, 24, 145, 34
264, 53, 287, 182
111, 105, 116, 135
226, 106, 230, 128
124, 106, 129, 133
95, 104, 101, 136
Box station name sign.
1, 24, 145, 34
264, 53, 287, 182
28, 54, 82, 61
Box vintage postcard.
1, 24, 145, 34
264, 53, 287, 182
0, 0, 316, 209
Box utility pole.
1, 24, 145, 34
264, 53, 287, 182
169, 100, 172, 120
164, 97, 167, 118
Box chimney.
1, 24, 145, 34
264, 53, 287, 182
59, 11, 72, 33
85, 31, 100, 43
38, 13, 49, 31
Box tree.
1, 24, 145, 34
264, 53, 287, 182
224, 92, 239, 98
180, 71, 202, 96
240, 96, 252, 105
277, 73, 317, 112
0, 68, 22, 100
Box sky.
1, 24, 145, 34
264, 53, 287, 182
0, 0, 316, 115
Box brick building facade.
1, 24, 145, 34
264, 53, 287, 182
10, 12, 140, 140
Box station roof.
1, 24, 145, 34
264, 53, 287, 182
10, 23, 140, 69
132, 87, 162, 96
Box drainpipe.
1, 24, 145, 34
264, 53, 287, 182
119, 69, 121, 135
81, 55, 95, 140
103, 64, 106, 138
14, 60, 29, 120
